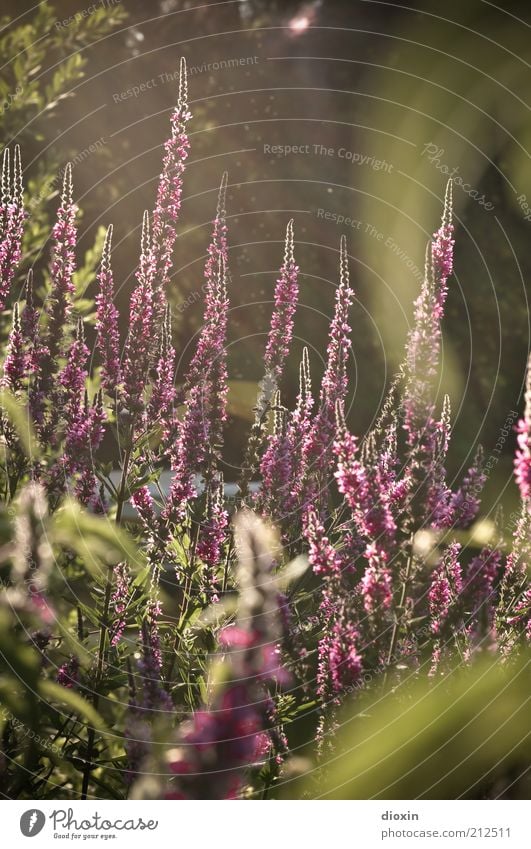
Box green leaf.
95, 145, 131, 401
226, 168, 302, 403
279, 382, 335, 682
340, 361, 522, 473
287, 654, 531, 799
39, 680, 106, 732
0, 390, 41, 459
51, 498, 146, 575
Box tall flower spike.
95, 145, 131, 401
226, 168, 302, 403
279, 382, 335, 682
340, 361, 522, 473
514, 354, 531, 503
185, 172, 230, 397
95, 225, 121, 397
122, 211, 154, 417
0, 145, 26, 311
3, 303, 26, 393
161, 512, 286, 800
165, 248, 229, 521
151, 56, 191, 333
45, 163, 77, 361
197, 474, 229, 601
403, 181, 454, 445
447, 445, 486, 528
0, 147, 10, 228
302, 237, 354, 509
148, 305, 176, 429
20, 269, 39, 346
59, 316, 89, 423
429, 541, 462, 636
264, 219, 299, 385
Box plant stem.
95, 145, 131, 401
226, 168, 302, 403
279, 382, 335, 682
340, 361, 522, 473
81, 443, 132, 799
382, 534, 414, 690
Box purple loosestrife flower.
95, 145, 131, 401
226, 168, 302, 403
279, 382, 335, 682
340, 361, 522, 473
0, 146, 26, 311
110, 563, 131, 647
305, 509, 342, 577
429, 541, 462, 636
20, 269, 39, 347
507, 589, 531, 641
514, 354, 531, 503
148, 307, 176, 431
328, 615, 362, 696
122, 211, 155, 418
131, 484, 156, 528
403, 182, 454, 446
447, 446, 486, 529
361, 544, 393, 616
303, 236, 354, 509
3, 303, 26, 393
305, 509, 361, 749
56, 656, 79, 689
257, 349, 314, 528
497, 506, 531, 648
466, 547, 502, 639
162, 512, 286, 800
151, 57, 191, 330
163, 254, 228, 523
44, 164, 78, 361
59, 317, 89, 422
184, 174, 230, 461
258, 393, 292, 521
334, 404, 403, 561
197, 475, 228, 601
137, 599, 172, 712
263, 219, 299, 385
95, 225, 121, 397
423, 395, 452, 527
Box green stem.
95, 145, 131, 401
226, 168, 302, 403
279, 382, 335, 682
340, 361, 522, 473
81, 442, 132, 799
383, 534, 414, 690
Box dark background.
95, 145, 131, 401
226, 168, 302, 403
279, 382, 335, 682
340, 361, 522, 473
2, 0, 530, 513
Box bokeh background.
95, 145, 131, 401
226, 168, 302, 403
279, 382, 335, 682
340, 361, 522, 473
2, 0, 530, 517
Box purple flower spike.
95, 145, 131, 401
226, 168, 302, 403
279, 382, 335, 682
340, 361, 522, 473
0, 146, 26, 311
264, 219, 299, 385
403, 180, 454, 445
57, 656, 79, 689
110, 562, 131, 646
514, 354, 531, 503
122, 211, 154, 417
3, 303, 26, 393
148, 307, 176, 435
20, 269, 40, 347
96, 225, 121, 397
45, 163, 78, 361
429, 541, 462, 636
303, 236, 354, 508
151, 57, 191, 330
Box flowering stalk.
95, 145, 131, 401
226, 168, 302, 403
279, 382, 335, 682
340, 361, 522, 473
302, 235, 354, 510
514, 354, 531, 503
3, 303, 26, 393
428, 542, 463, 673
151, 57, 191, 334
95, 225, 121, 397
163, 254, 228, 523
197, 474, 229, 602
44, 164, 78, 362
239, 222, 301, 500
122, 211, 154, 421
403, 181, 454, 445
183, 173, 230, 467
0, 146, 25, 311
160, 512, 286, 799
264, 219, 299, 385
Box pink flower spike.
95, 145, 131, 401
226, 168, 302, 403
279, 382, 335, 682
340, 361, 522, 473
96, 225, 121, 397
264, 219, 299, 385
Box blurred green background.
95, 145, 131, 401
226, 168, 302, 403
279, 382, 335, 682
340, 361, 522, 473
1, 0, 530, 515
